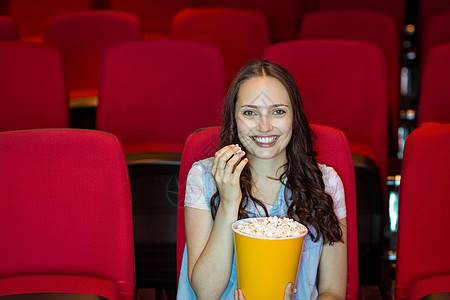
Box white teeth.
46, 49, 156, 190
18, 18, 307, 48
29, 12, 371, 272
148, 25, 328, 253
253, 136, 277, 143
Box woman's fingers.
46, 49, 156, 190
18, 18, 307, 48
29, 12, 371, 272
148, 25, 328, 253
284, 282, 294, 300
234, 289, 246, 300
232, 155, 248, 176
212, 145, 236, 174
225, 150, 246, 174
211, 144, 247, 205
212, 144, 245, 178
235, 285, 291, 300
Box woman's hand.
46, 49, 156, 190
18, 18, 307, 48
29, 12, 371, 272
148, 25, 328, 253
234, 282, 294, 300
211, 144, 248, 208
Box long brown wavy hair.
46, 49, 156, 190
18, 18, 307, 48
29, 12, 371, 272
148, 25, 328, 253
210, 60, 343, 244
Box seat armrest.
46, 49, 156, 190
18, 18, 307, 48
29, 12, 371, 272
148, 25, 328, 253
126, 152, 182, 165
408, 275, 450, 300
137, 288, 168, 300
360, 286, 383, 300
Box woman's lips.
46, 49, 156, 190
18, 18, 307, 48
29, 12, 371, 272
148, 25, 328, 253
251, 135, 279, 147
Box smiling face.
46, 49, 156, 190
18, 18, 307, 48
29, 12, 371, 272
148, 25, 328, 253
235, 76, 293, 164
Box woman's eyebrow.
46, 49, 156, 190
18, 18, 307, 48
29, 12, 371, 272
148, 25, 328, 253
240, 104, 289, 109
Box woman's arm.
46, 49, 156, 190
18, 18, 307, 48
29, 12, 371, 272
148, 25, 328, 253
317, 218, 348, 300
185, 206, 236, 299
186, 144, 247, 299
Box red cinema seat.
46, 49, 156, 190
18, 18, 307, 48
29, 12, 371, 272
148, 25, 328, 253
299, 9, 401, 154
109, 0, 192, 40
96, 40, 226, 154
176, 125, 360, 299
0, 16, 18, 40
421, 12, 450, 68
264, 40, 390, 284
8, 0, 92, 42
172, 7, 270, 85
192, 0, 298, 41
418, 0, 450, 33
316, 0, 406, 33
44, 10, 141, 111
96, 40, 226, 289
0, 42, 69, 132
0, 129, 135, 299
418, 43, 450, 125
395, 122, 450, 300
263, 40, 389, 198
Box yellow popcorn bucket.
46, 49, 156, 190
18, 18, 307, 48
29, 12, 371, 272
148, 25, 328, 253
232, 217, 307, 300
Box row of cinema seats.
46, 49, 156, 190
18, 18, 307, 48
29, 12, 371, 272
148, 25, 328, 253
0, 0, 305, 42
1, 120, 449, 300
0, 0, 411, 43
0, 8, 271, 126
6, 0, 450, 150
0, 6, 403, 152
0, 0, 419, 133
0, 4, 404, 149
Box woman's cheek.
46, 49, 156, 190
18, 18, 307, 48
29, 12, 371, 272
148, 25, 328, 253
236, 119, 253, 148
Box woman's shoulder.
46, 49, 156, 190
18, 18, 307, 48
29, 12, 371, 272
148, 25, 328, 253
317, 163, 343, 189
187, 157, 215, 185
318, 163, 346, 218
185, 157, 216, 210
318, 163, 338, 178
191, 156, 214, 172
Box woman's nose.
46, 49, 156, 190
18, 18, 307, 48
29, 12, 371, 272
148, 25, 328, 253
257, 115, 273, 132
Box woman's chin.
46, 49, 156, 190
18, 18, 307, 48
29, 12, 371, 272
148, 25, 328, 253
248, 149, 285, 161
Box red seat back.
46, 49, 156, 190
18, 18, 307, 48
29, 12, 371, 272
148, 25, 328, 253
97, 40, 227, 151
8, 0, 92, 41
396, 122, 450, 299
192, 0, 299, 41
44, 10, 141, 100
299, 10, 400, 146
421, 12, 450, 68
0, 16, 18, 41
172, 7, 270, 85
316, 0, 405, 32
0, 129, 135, 299
418, 43, 450, 125
110, 0, 192, 39
418, 0, 450, 35
263, 40, 389, 183
0, 42, 69, 132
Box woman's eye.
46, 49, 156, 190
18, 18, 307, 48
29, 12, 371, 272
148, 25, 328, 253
243, 110, 257, 116
273, 109, 286, 115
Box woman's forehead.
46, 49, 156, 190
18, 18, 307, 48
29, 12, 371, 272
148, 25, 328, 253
237, 76, 290, 107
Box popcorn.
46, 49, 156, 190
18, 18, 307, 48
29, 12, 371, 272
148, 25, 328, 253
234, 216, 307, 238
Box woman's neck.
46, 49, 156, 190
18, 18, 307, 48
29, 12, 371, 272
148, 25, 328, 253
247, 156, 287, 206
248, 155, 288, 181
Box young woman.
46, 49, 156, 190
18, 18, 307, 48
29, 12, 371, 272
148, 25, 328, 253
177, 60, 347, 300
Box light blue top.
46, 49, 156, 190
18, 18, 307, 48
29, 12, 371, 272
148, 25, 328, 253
177, 158, 346, 300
